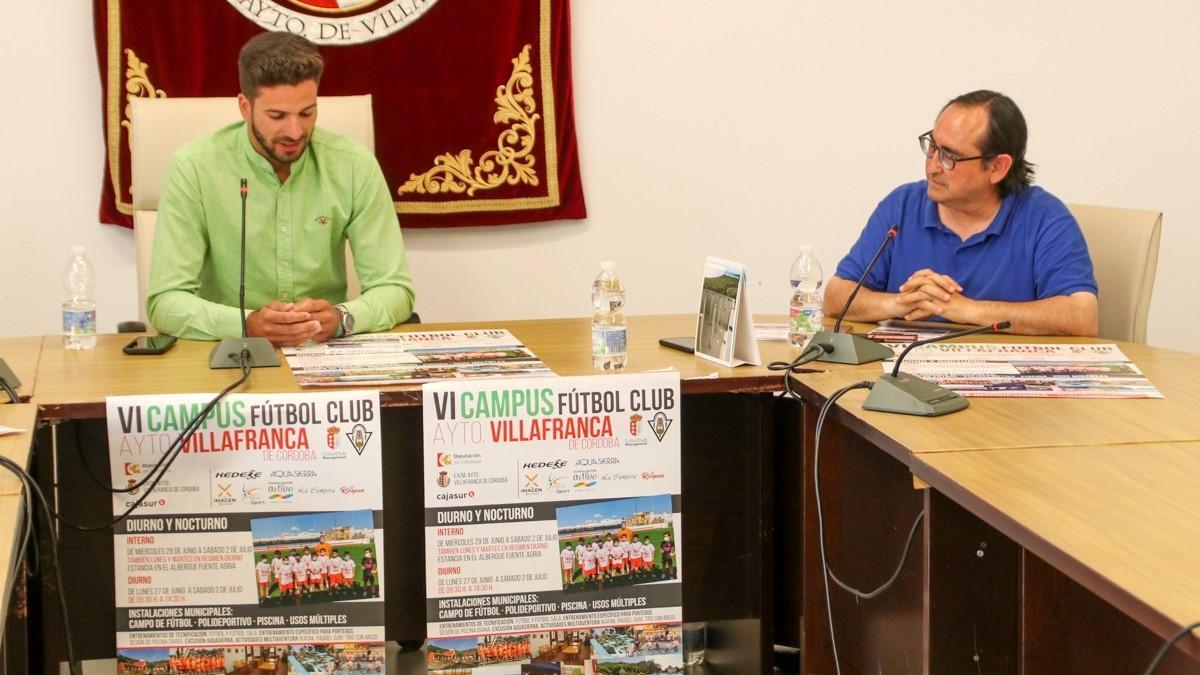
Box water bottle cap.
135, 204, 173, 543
70, 245, 86, 256
600, 261, 616, 271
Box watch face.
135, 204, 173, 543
338, 305, 355, 334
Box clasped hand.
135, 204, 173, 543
246, 298, 339, 347
894, 269, 973, 322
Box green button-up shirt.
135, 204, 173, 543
147, 122, 415, 340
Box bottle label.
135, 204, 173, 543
789, 306, 822, 334
63, 308, 96, 336
592, 326, 627, 356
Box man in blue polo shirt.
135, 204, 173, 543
824, 90, 1098, 336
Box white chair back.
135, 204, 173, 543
1067, 203, 1163, 343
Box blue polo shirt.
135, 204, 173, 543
835, 181, 1097, 303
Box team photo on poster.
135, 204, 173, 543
251, 510, 381, 607
556, 495, 678, 592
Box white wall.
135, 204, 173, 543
3, 1, 1197, 352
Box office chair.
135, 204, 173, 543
1067, 203, 1162, 344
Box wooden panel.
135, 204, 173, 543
1022, 551, 1199, 674
925, 489, 1018, 674
802, 404, 924, 674
772, 396, 804, 648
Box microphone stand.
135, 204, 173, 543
862, 321, 1010, 416
210, 178, 280, 369
809, 226, 898, 365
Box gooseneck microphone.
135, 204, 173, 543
832, 225, 898, 335
863, 321, 1011, 416
239, 178, 249, 338
808, 225, 899, 365
209, 178, 281, 369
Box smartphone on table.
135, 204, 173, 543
123, 335, 178, 355
658, 336, 695, 354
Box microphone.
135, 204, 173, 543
808, 225, 899, 364
0, 358, 20, 403
862, 321, 1011, 416
209, 178, 281, 369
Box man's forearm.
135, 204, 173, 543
823, 276, 903, 323
148, 290, 246, 341
342, 283, 415, 334
951, 292, 1098, 337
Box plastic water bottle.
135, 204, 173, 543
787, 245, 824, 347
591, 261, 627, 371
63, 245, 97, 350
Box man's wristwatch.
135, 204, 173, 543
333, 304, 355, 338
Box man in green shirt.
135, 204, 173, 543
147, 31, 415, 346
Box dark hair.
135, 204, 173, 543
238, 31, 324, 99
942, 90, 1035, 197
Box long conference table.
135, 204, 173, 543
4, 314, 1200, 673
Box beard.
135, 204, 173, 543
250, 120, 309, 167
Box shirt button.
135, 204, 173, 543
281, 292, 291, 300
281, 225, 289, 233
281, 260, 289, 268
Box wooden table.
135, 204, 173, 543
914, 442, 1200, 672
789, 331, 1200, 673
33, 315, 799, 417
795, 335, 1200, 456
16, 317, 1200, 673
0, 337, 43, 401
29, 315, 800, 671
0, 403, 37, 660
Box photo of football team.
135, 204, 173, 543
250, 510, 381, 607
555, 495, 678, 592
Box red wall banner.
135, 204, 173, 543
95, 0, 586, 228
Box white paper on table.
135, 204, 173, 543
754, 323, 789, 341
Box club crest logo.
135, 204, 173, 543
436, 471, 450, 488
345, 423, 372, 455
647, 412, 673, 442
293, 0, 379, 12
226, 0, 441, 45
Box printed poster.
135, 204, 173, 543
107, 391, 386, 673
423, 373, 684, 674
283, 329, 555, 387
879, 342, 1164, 398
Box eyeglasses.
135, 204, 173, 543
918, 131, 991, 171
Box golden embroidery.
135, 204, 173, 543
119, 49, 168, 147
399, 44, 541, 198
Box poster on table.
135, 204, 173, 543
423, 373, 684, 674
107, 391, 386, 673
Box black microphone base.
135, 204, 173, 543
809, 330, 894, 365
209, 337, 280, 369
862, 373, 968, 416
